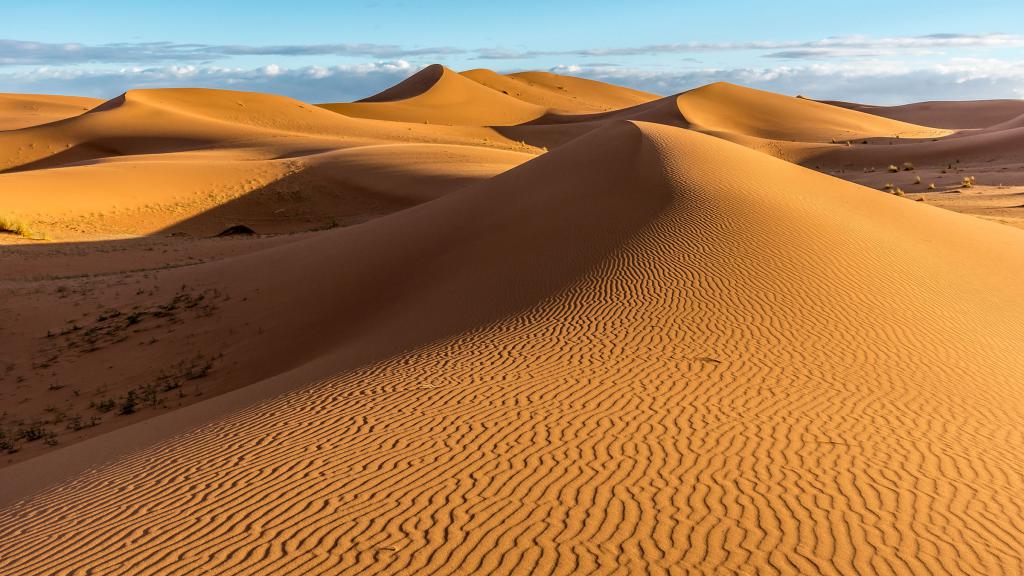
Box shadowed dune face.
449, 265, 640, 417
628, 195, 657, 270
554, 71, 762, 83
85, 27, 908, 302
0, 86, 542, 240
3, 67, 1024, 576
3, 122, 1024, 575
823, 98, 1024, 129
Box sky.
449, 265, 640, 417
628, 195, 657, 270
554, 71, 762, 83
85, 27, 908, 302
1, 0, 1023, 104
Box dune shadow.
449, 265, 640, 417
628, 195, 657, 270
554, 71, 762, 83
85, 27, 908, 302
1, 137, 220, 174
157, 170, 417, 237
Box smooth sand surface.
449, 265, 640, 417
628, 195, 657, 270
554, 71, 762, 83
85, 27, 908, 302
462, 69, 660, 113
2, 68, 1024, 575
0, 93, 101, 130
321, 65, 548, 126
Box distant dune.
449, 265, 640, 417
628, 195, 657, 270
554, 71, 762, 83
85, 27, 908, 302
0, 93, 101, 130
823, 98, 1024, 129
0, 86, 537, 238
321, 64, 549, 125
462, 68, 659, 113
2, 65, 1024, 575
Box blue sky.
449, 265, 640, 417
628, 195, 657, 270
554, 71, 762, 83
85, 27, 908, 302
2, 0, 1023, 104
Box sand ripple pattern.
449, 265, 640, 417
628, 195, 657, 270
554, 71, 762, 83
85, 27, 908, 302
3, 123, 1024, 575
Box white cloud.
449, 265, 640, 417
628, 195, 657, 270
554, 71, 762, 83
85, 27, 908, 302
478, 33, 1024, 59
0, 39, 463, 65
2, 55, 1023, 105
1, 33, 1021, 67
551, 60, 1024, 104
0, 61, 418, 103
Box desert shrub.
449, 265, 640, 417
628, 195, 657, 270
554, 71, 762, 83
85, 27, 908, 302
92, 398, 116, 413
17, 422, 46, 442
888, 165, 900, 173
119, 391, 138, 415
962, 176, 975, 188
0, 216, 34, 238
903, 162, 915, 171
914, 176, 922, 184
928, 183, 936, 190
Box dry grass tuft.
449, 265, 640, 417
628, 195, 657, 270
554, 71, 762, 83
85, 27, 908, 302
0, 215, 38, 238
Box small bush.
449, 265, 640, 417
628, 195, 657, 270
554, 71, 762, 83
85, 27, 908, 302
888, 165, 900, 173
119, 391, 138, 415
902, 162, 915, 171
962, 176, 975, 188
92, 398, 116, 413
17, 423, 46, 442
914, 176, 922, 184
0, 216, 34, 238
928, 183, 936, 190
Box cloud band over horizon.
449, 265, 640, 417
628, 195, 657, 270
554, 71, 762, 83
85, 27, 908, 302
1, 33, 1022, 105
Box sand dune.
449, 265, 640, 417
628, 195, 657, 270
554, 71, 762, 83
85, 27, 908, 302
0, 87, 538, 239
322, 65, 660, 126
4, 118, 1024, 574
675, 83, 950, 142
3, 68, 1024, 575
0, 93, 101, 130
495, 82, 950, 157
320, 64, 548, 126
824, 98, 1024, 129
462, 68, 659, 113
0, 87, 528, 173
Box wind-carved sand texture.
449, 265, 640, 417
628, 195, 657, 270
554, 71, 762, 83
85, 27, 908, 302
2, 65, 1024, 575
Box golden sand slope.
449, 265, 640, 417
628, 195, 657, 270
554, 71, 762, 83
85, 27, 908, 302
0, 93, 101, 130
676, 83, 950, 142
320, 65, 548, 126
3, 121, 1024, 575
461, 68, 659, 113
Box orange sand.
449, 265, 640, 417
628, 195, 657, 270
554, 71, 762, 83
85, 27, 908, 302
2, 66, 1024, 576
